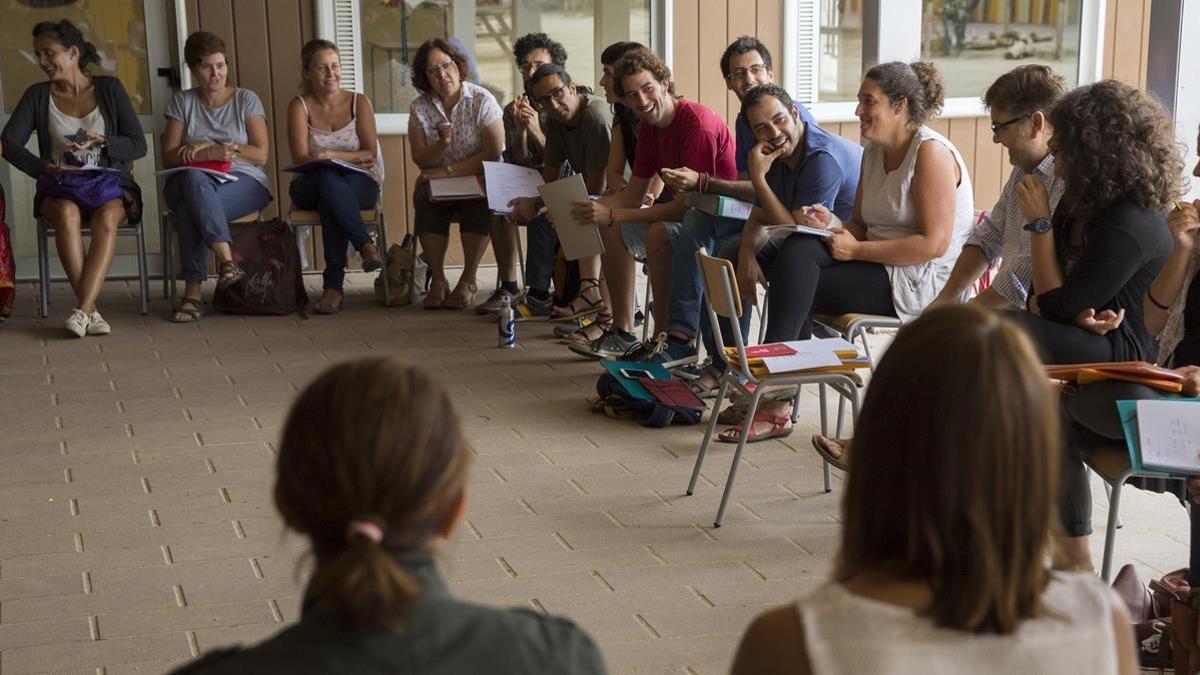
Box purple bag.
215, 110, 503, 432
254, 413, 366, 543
36, 170, 123, 210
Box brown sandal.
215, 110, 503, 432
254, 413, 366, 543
810, 434, 851, 471
551, 277, 606, 321
717, 412, 792, 444
443, 280, 479, 309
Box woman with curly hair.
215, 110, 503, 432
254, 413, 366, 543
1009, 79, 1182, 363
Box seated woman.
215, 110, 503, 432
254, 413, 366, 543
729, 304, 1137, 675
408, 39, 503, 310
171, 357, 607, 674
1, 20, 146, 337
162, 31, 273, 323
1005, 79, 1178, 365
286, 39, 384, 315
1055, 127, 1200, 575
723, 61, 974, 442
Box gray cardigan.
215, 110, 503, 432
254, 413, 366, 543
1, 75, 146, 183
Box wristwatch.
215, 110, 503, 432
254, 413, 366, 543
1023, 217, 1053, 234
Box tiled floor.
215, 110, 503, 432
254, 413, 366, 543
0, 274, 1191, 674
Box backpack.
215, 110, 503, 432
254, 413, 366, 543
591, 371, 702, 428
213, 219, 309, 316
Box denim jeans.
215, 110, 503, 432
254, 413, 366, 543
667, 209, 746, 339
165, 170, 273, 282
289, 168, 380, 292
524, 213, 556, 292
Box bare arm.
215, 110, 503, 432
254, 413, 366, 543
661, 165, 756, 202
605, 121, 630, 193
846, 141, 956, 266
285, 97, 312, 163
408, 115, 449, 169
160, 118, 189, 168
930, 245, 991, 307
234, 115, 270, 166
1144, 203, 1198, 335
730, 605, 811, 675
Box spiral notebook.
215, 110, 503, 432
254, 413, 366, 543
1118, 398, 1200, 475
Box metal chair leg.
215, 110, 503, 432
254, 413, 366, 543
36, 219, 50, 318
688, 378, 731, 496
641, 266, 653, 343
1101, 481, 1123, 583
136, 225, 149, 315
714, 389, 763, 527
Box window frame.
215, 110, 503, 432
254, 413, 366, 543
320, 0, 669, 135
782, 0, 1107, 123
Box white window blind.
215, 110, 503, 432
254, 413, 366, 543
793, 0, 819, 103
318, 0, 364, 93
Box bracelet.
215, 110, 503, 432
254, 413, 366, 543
698, 172, 710, 194
1148, 287, 1172, 311
606, 205, 615, 226
446, 164, 455, 177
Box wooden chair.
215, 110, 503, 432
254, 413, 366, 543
686, 249, 861, 527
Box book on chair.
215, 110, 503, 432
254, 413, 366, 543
1117, 398, 1200, 475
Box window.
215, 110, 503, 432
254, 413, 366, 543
0, 0, 152, 114
785, 0, 1104, 119
920, 0, 1083, 99
348, 0, 653, 122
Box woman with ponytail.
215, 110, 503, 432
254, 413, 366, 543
2, 19, 146, 338
173, 357, 607, 674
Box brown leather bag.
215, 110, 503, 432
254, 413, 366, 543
1114, 565, 1198, 673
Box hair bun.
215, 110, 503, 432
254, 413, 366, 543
909, 61, 945, 117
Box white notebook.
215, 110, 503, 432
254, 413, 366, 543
1136, 400, 1200, 474
538, 175, 604, 260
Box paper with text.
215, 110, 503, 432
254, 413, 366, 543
1137, 400, 1200, 474
483, 161, 544, 213
761, 351, 844, 374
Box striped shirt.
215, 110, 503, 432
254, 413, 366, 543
966, 154, 1065, 308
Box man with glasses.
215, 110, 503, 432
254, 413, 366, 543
478, 33, 568, 316
505, 64, 613, 326
929, 65, 1068, 310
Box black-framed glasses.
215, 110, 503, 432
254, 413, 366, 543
534, 85, 570, 108
727, 64, 768, 81
990, 113, 1030, 134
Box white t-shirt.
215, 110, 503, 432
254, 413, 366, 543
47, 96, 105, 166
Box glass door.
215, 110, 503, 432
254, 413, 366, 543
0, 0, 176, 284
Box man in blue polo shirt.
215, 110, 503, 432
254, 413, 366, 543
692, 83, 862, 390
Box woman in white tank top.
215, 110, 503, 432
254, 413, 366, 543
729, 305, 1137, 675
285, 39, 385, 315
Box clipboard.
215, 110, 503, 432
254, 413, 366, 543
1117, 397, 1200, 475
538, 174, 604, 260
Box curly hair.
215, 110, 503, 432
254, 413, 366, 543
1048, 80, 1185, 222
864, 61, 945, 125
612, 48, 672, 99
411, 39, 471, 95
512, 32, 566, 67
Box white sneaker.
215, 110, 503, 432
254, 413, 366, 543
86, 311, 111, 336
64, 309, 89, 338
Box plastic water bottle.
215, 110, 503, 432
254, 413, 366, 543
498, 304, 516, 348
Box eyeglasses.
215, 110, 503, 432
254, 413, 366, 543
534, 84, 570, 108
727, 64, 768, 81
990, 113, 1030, 134
424, 61, 457, 77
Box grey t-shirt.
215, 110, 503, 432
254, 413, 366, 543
543, 94, 612, 178
164, 87, 270, 189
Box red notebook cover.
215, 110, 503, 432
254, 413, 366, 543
740, 343, 797, 358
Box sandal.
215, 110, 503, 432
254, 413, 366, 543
686, 369, 722, 399
551, 277, 606, 321
360, 242, 384, 273
810, 435, 850, 471
216, 261, 245, 290
171, 297, 206, 323
443, 280, 479, 309
424, 277, 449, 310
717, 412, 792, 444
313, 295, 342, 315
562, 313, 613, 345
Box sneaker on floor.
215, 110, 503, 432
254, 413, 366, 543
64, 309, 89, 338
85, 311, 111, 336
475, 289, 515, 315
514, 292, 553, 322
568, 327, 639, 359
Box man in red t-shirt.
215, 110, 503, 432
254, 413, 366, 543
570, 48, 736, 358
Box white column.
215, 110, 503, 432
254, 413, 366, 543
1146, 0, 1200, 201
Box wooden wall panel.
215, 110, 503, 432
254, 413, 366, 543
971, 119, 1004, 210
696, 0, 728, 116
725, 1, 757, 122
195, 1, 237, 76
671, 1, 699, 105
264, 0, 308, 218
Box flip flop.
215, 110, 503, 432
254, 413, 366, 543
716, 412, 792, 444
810, 434, 850, 471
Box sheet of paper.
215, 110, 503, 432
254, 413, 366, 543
1137, 400, 1200, 473
761, 351, 843, 374
782, 337, 858, 355
283, 158, 371, 176
429, 176, 484, 200
483, 161, 544, 213
154, 166, 238, 183
538, 174, 604, 260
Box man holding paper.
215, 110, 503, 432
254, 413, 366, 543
569, 48, 736, 359
506, 64, 613, 325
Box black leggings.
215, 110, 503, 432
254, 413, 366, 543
1002, 311, 1114, 364
765, 234, 895, 342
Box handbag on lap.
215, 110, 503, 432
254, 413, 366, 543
212, 219, 308, 316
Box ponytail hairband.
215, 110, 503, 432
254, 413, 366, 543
346, 519, 385, 544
